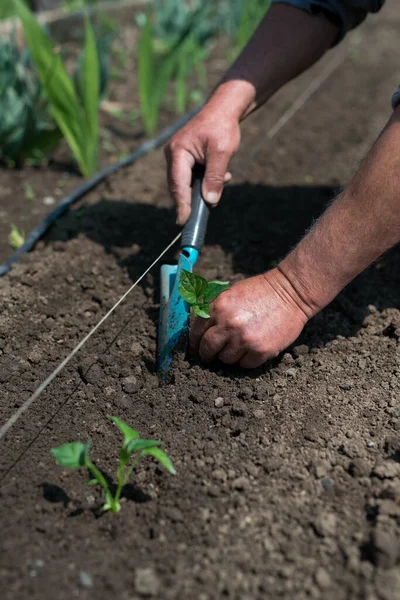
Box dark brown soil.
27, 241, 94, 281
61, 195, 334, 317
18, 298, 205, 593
1, 5, 400, 600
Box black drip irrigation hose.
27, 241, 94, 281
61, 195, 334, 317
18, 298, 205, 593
0, 106, 200, 278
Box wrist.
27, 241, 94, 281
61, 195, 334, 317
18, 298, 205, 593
262, 267, 315, 324
278, 244, 343, 318
206, 79, 257, 122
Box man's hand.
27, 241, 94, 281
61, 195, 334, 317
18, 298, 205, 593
189, 269, 314, 368
165, 106, 241, 225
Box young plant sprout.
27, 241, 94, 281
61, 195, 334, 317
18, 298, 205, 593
8, 223, 25, 249
51, 416, 176, 513
178, 269, 230, 318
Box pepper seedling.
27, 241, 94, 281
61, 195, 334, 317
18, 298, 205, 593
178, 269, 230, 318
51, 416, 176, 513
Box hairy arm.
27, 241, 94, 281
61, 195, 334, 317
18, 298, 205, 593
280, 106, 400, 315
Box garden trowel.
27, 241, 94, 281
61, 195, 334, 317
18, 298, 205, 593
158, 166, 209, 377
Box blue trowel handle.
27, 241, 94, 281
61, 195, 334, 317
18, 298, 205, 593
181, 166, 210, 251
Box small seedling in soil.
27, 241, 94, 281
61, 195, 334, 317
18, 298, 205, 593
51, 416, 176, 513
8, 223, 25, 249
23, 183, 36, 201
178, 269, 230, 318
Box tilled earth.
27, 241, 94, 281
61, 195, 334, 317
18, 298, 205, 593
1, 5, 400, 600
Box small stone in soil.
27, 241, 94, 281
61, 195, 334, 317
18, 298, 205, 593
293, 344, 309, 357
78, 571, 93, 588
321, 478, 335, 491
339, 383, 352, 391
312, 511, 337, 537
285, 368, 297, 378
121, 375, 139, 394
370, 528, 399, 568
214, 397, 224, 408
314, 567, 332, 589
28, 349, 42, 364
348, 459, 371, 478
164, 507, 184, 523
253, 409, 265, 419
231, 476, 251, 491
131, 342, 142, 357
212, 468, 227, 483
134, 567, 160, 596
239, 386, 253, 400
231, 400, 246, 416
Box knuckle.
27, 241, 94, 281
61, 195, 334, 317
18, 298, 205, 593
213, 294, 230, 313
169, 138, 184, 154
211, 139, 230, 155
240, 333, 255, 348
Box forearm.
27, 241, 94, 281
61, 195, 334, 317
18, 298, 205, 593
206, 4, 339, 122
280, 106, 400, 316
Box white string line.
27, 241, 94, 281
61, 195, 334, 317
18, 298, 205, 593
234, 46, 350, 177
0, 232, 182, 442
0, 43, 352, 443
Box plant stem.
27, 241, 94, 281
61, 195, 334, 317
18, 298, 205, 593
126, 454, 143, 482
86, 460, 117, 511
113, 461, 126, 507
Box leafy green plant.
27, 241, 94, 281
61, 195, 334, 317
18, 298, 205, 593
74, 27, 111, 103
0, 32, 61, 165
8, 224, 25, 249
51, 416, 176, 513
178, 269, 230, 318
12, 0, 101, 177
174, 36, 207, 114
137, 4, 211, 135
23, 183, 36, 200
137, 15, 177, 136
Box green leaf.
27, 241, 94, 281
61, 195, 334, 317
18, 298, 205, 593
193, 304, 210, 319
0, 0, 16, 20
202, 281, 230, 304
126, 438, 162, 455
143, 447, 176, 475
178, 269, 208, 305
108, 415, 140, 447
81, 16, 99, 175
51, 441, 90, 469
83, 478, 98, 487
137, 15, 155, 135
8, 224, 25, 249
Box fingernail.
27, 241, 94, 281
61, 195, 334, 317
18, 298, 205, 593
206, 191, 219, 204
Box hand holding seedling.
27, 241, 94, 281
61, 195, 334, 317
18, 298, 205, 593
178, 269, 230, 318
189, 271, 312, 368
51, 416, 175, 513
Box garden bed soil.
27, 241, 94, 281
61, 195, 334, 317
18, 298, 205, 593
1, 5, 400, 600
